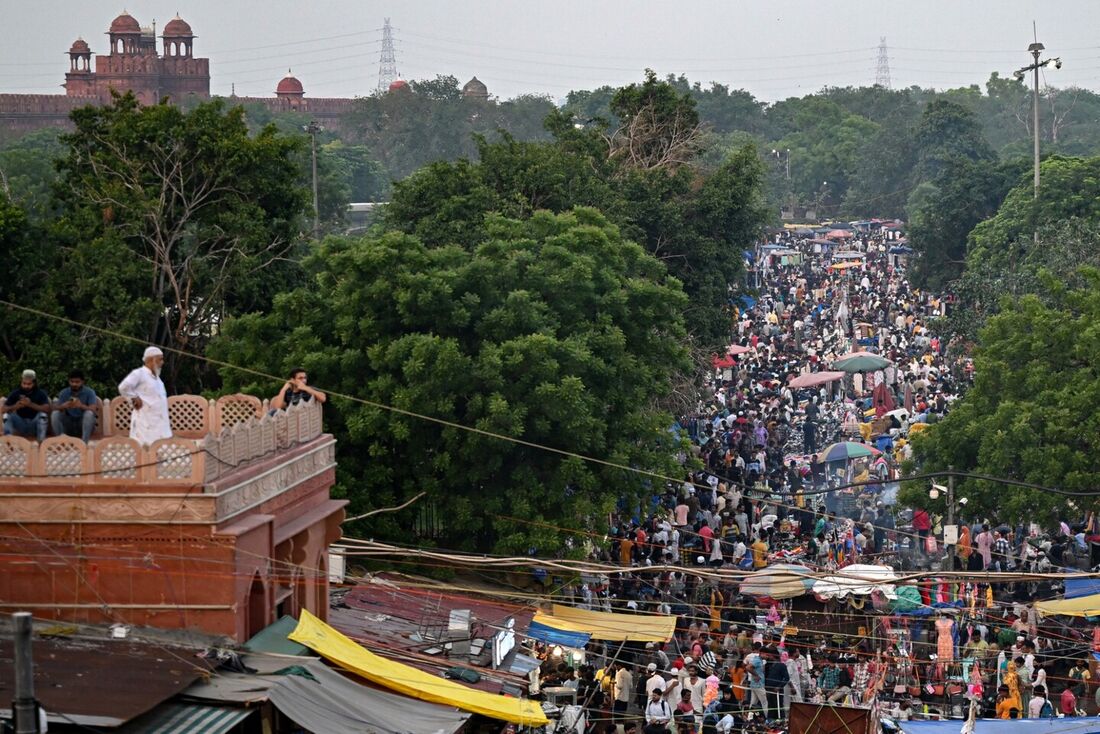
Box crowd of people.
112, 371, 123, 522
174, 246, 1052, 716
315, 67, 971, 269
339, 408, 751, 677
531, 226, 1097, 732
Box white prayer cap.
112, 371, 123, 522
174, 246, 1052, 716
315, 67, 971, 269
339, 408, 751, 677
143, 346, 164, 360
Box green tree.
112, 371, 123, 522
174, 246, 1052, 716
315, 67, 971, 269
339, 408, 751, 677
911, 99, 994, 181
0, 128, 66, 222
772, 97, 879, 210
906, 157, 1026, 291
212, 209, 691, 554
968, 155, 1100, 269
609, 69, 703, 171
50, 93, 309, 391
902, 270, 1100, 524
383, 79, 767, 346
345, 76, 554, 180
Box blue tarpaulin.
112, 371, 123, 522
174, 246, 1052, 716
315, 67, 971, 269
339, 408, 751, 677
525, 620, 591, 649
1065, 577, 1100, 599
898, 719, 1100, 734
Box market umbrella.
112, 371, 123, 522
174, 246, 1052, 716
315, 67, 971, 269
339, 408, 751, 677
787, 370, 846, 389
818, 441, 881, 463
832, 351, 892, 373
739, 564, 816, 600
872, 382, 896, 419
826, 229, 854, 239
727, 344, 752, 356
829, 261, 862, 271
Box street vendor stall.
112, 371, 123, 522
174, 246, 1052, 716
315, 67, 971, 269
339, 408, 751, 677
813, 564, 899, 610
739, 563, 816, 600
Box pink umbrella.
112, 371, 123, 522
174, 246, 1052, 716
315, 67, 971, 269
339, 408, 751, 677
787, 371, 846, 389
827, 229, 854, 239
727, 344, 752, 355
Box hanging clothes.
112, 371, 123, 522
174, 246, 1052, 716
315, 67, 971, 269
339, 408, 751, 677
936, 617, 955, 662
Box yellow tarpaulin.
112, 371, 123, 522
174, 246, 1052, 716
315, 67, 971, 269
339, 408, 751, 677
1035, 594, 1100, 618
288, 610, 548, 726
531, 604, 675, 643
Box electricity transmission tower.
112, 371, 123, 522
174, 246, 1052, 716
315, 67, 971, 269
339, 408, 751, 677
377, 18, 399, 92
875, 37, 892, 89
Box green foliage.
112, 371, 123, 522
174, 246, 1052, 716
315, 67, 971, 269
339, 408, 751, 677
968, 155, 1100, 268
0, 128, 65, 222
345, 75, 556, 180
772, 97, 879, 207
212, 209, 691, 554
906, 157, 1026, 291
912, 100, 994, 181
0, 93, 312, 395
907, 271, 1100, 524
382, 74, 768, 346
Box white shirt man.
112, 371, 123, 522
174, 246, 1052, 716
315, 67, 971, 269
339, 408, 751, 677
118, 346, 172, 445
644, 689, 672, 727
645, 664, 667, 697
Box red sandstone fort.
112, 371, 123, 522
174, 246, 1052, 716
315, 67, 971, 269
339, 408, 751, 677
0, 10, 450, 136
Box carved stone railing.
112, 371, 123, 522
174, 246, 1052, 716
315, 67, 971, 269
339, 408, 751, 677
0, 396, 324, 485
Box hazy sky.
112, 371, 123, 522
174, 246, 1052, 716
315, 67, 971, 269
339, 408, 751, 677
3, 1, 1099, 103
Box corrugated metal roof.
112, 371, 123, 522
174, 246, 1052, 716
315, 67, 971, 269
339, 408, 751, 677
0, 636, 211, 727
113, 702, 252, 734
329, 579, 537, 695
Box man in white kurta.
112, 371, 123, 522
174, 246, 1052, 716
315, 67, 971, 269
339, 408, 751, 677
118, 346, 172, 445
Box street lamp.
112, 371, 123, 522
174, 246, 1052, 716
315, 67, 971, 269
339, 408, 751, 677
303, 120, 323, 238
770, 148, 790, 180
1014, 42, 1061, 198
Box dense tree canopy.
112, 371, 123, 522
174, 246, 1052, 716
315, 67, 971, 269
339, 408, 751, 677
0, 94, 312, 393
902, 271, 1100, 524
382, 82, 768, 346
344, 75, 555, 181
213, 209, 691, 554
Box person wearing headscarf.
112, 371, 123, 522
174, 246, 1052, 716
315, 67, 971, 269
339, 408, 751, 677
956, 525, 973, 571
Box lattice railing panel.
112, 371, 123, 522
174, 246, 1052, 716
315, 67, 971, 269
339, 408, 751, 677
94, 437, 142, 480
109, 396, 133, 435
168, 395, 210, 437
151, 439, 196, 481
215, 395, 262, 433
41, 437, 88, 479
0, 437, 33, 478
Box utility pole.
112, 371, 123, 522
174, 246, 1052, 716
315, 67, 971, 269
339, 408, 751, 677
12, 612, 40, 734
1014, 34, 1061, 198
946, 465, 955, 529
1030, 43, 1041, 197
304, 121, 322, 238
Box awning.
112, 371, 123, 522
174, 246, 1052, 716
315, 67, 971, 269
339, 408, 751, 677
243, 615, 311, 656
288, 610, 547, 726
113, 702, 252, 734
266, 660, 471, 734
1035, 593, 1100, 618
525, 620, 592, 648
788, 370, 846, 389
1064, 577, 1100, 600
898, 718, 1100, 733
531, 604, 675, 643
184, 653, 472, 734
